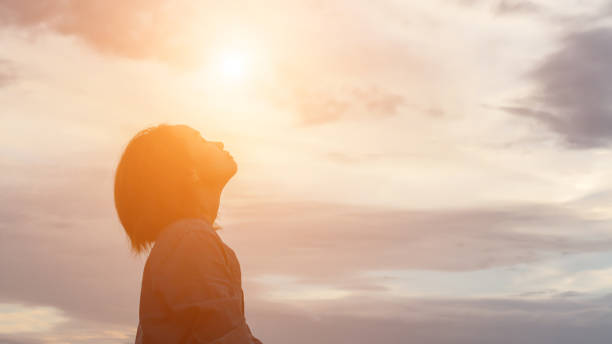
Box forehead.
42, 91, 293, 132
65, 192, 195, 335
173, 125, 206, 141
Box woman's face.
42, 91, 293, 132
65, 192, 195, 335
175, 125, 237, 186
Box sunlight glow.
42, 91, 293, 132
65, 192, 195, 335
214, 49, 253, 83
219, 51, 249, 80
189, 29, 270, 98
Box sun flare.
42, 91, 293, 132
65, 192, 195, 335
214, 49, 253, 83
220, 52, 247, 79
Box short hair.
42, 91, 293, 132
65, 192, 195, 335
114, 124, 200, 252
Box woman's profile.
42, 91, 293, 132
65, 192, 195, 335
114, 124, 262, 343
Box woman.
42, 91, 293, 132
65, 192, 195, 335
114, 124, 262, 343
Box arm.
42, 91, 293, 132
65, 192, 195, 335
146, 228, 259, 343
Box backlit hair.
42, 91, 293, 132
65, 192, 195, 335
114, 124, 200, 252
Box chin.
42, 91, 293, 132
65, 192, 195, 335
227, 157, 238, 178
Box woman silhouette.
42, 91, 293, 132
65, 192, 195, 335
114, 124, 262, 343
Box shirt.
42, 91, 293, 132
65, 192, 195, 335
135, 218, 262, 344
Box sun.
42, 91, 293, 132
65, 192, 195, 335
219, 51, 248, 79
214, 49, 253, 83
191, 33, 265, 92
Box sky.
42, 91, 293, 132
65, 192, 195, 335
2, 0, 612, 343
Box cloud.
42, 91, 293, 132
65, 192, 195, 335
2, 156, 612, 343
353, 87, 405, 117
221, 200, 612, 283
0, 59, 16, 87
0, 317, 134, 344
291, 86, 406, 126
0, 161, 141, 327
0, 336, 43, 344
505, 28, 612, 148
325, 152, 387, 164
456, 0, 540, 15
292, 88, 349, 126
0, 1, 440, 130
0, 0, 182, 61
247, 293, 612, 344
2, 157, 612, 330
6, 292, 612, 343
495, 0, 540, 15
0, 303, 67, 334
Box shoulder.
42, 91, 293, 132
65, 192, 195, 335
148, 218, 224, 267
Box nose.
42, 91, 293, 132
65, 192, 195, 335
212, 141, 224, 150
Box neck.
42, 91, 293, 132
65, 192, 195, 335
196, 186, 223, 225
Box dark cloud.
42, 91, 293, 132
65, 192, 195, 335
5, 292, 612, 343
248, 294, 612, 344
505, 28, 612, 148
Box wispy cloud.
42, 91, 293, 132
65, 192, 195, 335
292, 86, 405, 126
221, 201, 612, 282
0, 304, 66, 334
495, 0, 541, 15
0, 59, 16, 87
456, 0, 541, 15
0, 0, 184, 61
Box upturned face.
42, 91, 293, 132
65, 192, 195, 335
173, 125, 237, 188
